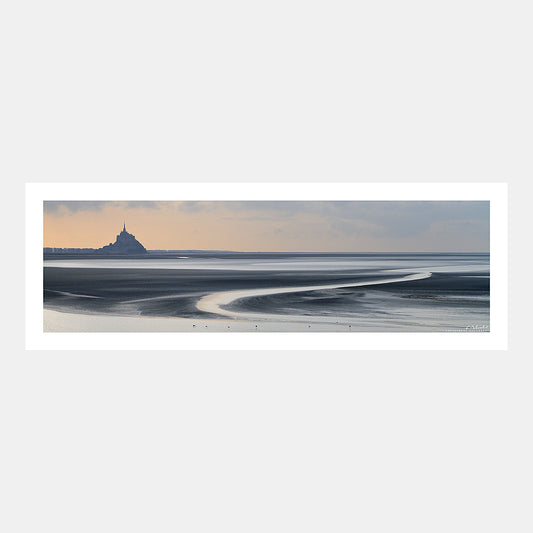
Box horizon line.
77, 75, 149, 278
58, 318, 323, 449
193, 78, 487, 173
43, 247, 490, 254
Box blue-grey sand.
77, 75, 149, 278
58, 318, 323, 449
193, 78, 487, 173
43, 252, 489, 332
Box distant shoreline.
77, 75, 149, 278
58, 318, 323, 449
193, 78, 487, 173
44, 249, 490, 256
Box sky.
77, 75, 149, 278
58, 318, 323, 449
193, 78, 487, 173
43, 201, 490, 252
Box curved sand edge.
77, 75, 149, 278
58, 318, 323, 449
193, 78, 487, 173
197, 271, 432, 321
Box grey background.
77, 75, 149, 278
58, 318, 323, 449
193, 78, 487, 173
3, 2, 531, 532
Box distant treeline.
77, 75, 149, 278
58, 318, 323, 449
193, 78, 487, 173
44, 247, 98, 254
43, 248, 237, 254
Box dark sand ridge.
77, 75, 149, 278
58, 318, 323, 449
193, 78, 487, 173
43, 267, 406, 318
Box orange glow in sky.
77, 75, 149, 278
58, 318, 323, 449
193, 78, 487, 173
43, 201, 490, 252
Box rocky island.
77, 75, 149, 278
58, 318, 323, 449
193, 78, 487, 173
100, 222, 147, 254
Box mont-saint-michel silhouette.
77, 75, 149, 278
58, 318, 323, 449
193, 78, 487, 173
43, 222, 147, 254
100, 222, 147, 254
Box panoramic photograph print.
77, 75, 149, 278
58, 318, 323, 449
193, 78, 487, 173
43, 200, 490, 333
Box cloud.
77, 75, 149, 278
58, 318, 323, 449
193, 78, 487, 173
44, 201, 109, 213
123, 201, 161, 210
44, 199, 489, 229
317, 201, 489, 238
43, 200, 162, 214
